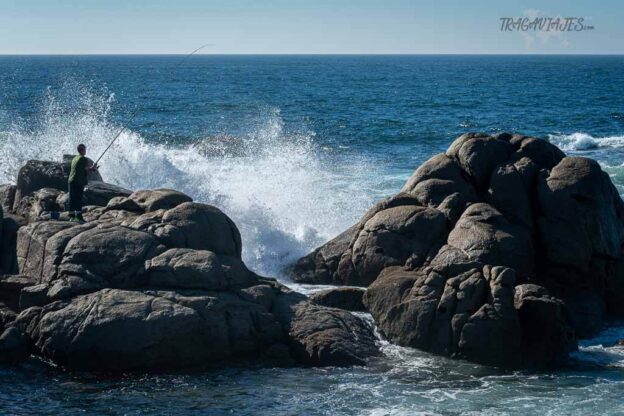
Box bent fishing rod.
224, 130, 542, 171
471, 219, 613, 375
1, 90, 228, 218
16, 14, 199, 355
94, 44, 213, 166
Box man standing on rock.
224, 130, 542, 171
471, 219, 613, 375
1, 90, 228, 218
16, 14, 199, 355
68, 144, 98, 223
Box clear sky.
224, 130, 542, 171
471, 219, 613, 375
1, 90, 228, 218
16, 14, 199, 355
0, 0, 621, 54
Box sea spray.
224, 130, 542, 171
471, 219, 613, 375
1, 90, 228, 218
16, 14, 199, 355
548, 132, 624, 151
0, 82, 381, 278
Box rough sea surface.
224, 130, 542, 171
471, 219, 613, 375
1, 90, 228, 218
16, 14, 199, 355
0, 55, 623, 415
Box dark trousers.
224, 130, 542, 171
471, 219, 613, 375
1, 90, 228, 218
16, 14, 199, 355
68, 182, 85, 217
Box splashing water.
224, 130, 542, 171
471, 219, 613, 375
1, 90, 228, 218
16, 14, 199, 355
0, 82, 380, 278
548, 132, 624, 152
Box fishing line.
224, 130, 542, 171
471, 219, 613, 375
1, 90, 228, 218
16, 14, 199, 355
94, 43, 213, 165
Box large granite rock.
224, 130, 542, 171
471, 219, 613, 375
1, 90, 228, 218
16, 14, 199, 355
17, 279, 379, 371
0, 170, 379, 371
292, 132, 624, 367
289, 194, 448, 286
123, 202, 243, 258
14, 159, 102, 209
16, 222, 163, 293
281, 300, 378, 366
537, 157, 624, 304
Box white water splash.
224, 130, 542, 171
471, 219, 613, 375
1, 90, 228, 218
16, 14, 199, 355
548, 132, 624, 151
0, 82, 381, 278
572, 324, 624, 368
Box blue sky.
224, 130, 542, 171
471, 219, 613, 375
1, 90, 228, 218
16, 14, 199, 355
0, 0, 621, 54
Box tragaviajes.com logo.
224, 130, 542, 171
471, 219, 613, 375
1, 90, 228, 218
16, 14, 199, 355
500, 17, 594, 32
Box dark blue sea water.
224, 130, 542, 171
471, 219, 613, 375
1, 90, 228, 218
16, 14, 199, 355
1, 55, 624, 415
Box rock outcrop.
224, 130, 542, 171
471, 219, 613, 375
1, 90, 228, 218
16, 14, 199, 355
14, 159, 102, 210
0, 159, 380, 371
309, 287, 366, 311
292, 132, 624, 367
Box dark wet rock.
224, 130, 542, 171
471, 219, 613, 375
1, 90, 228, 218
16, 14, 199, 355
294, 132, 624, 367
0, 303, 17, 330
309, 287, 366, 311
561, 292, 606, 339
0, 275, 37, 310
129, 189, 192, 212
514, 284, 576, 366
1, 213, 26, 274
243, 284, 277, 310
604, 260, 624, 315
0, 326, 32, 363
19, 284, 49, 310
0, 184, 16, 214
84, 181, 132, 207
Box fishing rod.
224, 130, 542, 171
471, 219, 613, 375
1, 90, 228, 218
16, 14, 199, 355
94, 43, 213, 166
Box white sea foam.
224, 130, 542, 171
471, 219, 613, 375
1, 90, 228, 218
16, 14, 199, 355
0, 82, 382, 278
572, 324, 624, 368
548, 132, 624, 151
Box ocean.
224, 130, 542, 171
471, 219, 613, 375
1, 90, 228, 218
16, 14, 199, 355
0, 55, 623, 415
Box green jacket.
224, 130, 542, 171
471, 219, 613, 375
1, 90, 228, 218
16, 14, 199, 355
68, 155, 88, 186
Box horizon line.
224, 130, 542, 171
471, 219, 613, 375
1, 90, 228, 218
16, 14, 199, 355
0, 52, 623, 57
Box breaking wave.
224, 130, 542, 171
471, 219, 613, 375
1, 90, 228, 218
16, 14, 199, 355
548, 132, 624, 151
0, 82, 381, 278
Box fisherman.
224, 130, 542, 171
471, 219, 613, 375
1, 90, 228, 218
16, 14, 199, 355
68, 144, 98, 222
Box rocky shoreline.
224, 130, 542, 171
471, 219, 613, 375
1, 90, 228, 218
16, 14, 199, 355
292, 132, 624, 368
1, 132, 623, 372
0, 158, 379, 371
